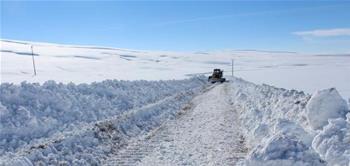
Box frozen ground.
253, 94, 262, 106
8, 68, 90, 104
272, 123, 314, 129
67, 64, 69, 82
1, 39, 350, 99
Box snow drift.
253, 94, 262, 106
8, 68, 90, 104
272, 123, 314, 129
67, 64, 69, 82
231, 78, 350, 165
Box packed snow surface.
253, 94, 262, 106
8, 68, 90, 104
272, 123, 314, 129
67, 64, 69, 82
105, 83, 247, 165
1, 39, 350, 99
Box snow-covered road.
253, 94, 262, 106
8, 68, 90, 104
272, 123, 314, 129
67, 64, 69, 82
103, 83, 247, 166
2, 77, 348, 165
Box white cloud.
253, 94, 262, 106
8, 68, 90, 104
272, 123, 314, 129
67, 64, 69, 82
293, 28, 350, 37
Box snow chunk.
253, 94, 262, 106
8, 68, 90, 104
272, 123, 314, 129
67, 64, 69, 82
306, 88, 349, 130
273, 119, 313, 146
312, 113, 350, 166
249, 134, 325, 166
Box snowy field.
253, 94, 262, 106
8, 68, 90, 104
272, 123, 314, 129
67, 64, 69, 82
1, 39, 350, 99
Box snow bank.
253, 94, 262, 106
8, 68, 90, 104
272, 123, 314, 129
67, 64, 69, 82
231, 77, 350, 165
0, 77, 206, 165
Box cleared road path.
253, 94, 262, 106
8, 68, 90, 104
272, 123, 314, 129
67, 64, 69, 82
105, 83, 247, 165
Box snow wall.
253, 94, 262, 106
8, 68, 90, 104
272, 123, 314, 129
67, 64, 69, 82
0, 77, 206, 165
231, 77, 350, 166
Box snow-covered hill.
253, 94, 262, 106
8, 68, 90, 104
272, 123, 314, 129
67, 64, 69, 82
1, 39, 350, 99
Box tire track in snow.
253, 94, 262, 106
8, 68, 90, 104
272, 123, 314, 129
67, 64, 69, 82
104, 83, 248, 165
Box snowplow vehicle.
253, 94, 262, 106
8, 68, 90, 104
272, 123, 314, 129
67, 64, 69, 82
208, 69, 226, 83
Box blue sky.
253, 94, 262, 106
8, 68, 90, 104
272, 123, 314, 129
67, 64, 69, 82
1, 1, 350, 53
